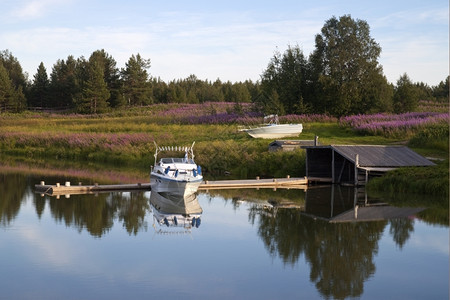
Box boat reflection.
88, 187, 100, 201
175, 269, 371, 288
149, 190, 202, 234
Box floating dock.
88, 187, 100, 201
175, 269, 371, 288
35, 181, 152, 196
35, 176, 309, 196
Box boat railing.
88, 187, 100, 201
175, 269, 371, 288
153, 141, 197, 166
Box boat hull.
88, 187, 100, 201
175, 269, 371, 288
245, 124, 303, 139
150, 173, 203, 198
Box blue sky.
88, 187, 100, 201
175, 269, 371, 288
1, 0, 448, 86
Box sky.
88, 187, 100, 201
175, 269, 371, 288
0, 0, 448, 86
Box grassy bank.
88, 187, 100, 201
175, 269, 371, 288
0, 103, 448, 185
367, 159, 449, 197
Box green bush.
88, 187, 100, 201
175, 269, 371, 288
409, 123, 449, 152
367, 159, 449, 197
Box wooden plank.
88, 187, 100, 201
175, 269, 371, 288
199, 177, 308, 189
35, 183, 151, 195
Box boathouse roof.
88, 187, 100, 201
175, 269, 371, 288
330, 145, 435, 167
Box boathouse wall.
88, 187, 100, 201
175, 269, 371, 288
304, 145, 435, 186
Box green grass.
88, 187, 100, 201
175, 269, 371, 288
0, 110, 448, 183
367, 159, 449, 198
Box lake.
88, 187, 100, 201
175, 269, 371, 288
0, 172, 448, 299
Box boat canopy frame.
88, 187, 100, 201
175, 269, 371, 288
153, 141, 196, 166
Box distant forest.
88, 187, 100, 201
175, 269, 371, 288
0, 15, 448, 116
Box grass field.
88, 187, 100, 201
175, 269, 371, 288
0, 103, 448, 189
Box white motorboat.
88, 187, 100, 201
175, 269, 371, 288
150, 142, 203, 197
240, 114, 303, 139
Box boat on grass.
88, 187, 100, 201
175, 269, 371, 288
150, 142, 203, 198
240, 114, 303, 139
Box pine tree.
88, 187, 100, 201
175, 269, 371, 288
90, 50, 122, 107
78, 61, 110, 114
393, 73, 419, 113
121, 54, 152, 106
29, 62, 50, 108
0, 62, 14, 112
0, 50, 27, 112
261, 45, 308, 114
49, 56, 78, 108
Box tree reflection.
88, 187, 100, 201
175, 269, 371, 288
45, 191, 150, 237
48, 193, 115, 237
113, 192, 149, 235
0, 173, 27, 226
254, 206, 386, 299
389, 218, 415, 249
0, 172, 152, 236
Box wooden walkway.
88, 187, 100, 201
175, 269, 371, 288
199, 177, 308, 190
35, 176, 310, 195
35, 182, 152, 196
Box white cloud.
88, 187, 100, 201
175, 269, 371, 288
18, 225, 77, 267
11, 0, 72, 19
2, 15, 321, 81
1, 4, 446, 84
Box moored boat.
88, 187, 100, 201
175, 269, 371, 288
150, 142, 203, 197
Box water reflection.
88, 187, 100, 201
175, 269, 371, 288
206, 187, 437, 299
0, 173, 27, 226
304, 185, 425, 222
254, 206, 384, 298
45, 191, 150, 237
149, 191, 202, 234
0, 173, 447, 299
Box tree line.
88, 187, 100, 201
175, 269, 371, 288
0, 15, 448, 116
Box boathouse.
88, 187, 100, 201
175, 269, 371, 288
303, 145, 435, 186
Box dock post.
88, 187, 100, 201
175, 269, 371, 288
332, 149, 335, 183
40, 181, 45, 186
314, 135, 319, 146
354, 154, 359, 186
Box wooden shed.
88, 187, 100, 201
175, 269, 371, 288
303, 145, 435, 186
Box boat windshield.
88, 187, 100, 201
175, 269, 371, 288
161, 158, 194, 164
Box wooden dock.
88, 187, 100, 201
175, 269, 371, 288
199, 177, 308, 190
35, 176, 309, 196
35, 182, 152, 196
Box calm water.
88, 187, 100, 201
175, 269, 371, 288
0, 173, 448, 300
